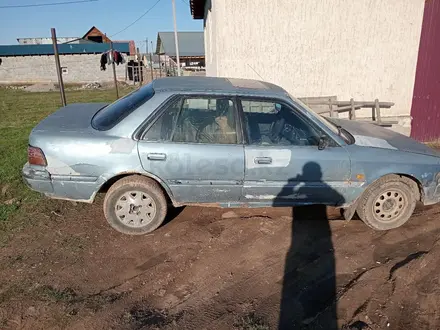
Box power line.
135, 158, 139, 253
0, 0, 98, 9
110, 0, 162, 38
179, 0, 188, 5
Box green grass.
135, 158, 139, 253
234, 313, 269, 330
0, 86, 135, 222
426, 141, 440, 149
37, 285, 78, 303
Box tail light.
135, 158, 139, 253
28, 145, 47, 166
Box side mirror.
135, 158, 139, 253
318, 136, 329, 150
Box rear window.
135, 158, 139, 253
92, 83, 155, 130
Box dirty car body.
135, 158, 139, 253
23, 77, 440, 233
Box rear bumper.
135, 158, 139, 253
22, 163, 53, 194
22, 163, 98, 203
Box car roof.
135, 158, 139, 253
151, 76, 288, 97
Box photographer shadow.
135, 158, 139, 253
274, 162, 344, 330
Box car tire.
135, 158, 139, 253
103, 175, 168, 235
357, 175, 417, 230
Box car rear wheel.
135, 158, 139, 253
103, 175, 168, 235
357, 176, 417, 230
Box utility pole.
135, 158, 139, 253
158, 54, 162, 77
51, 28, 66, 106
146, 38, 153, 81
164, 55, 168, 76
150, 40, 154, 81
137, 47, 142, 86
146, 37, 149, 67
110, 41, 119, 99
171, 0, 181, 76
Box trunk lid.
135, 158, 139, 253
32, 103, 108, 133
329, 118, 440, 157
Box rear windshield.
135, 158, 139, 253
92, 83, 155, 130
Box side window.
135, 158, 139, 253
173, 97, 238, 144
241, 99, 321, 146
241, 100, 278, 114
143, 99, 181, 142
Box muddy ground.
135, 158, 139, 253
1, 197, 440, 330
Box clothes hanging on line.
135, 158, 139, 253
100, 53, 107, 71
114, 51, 120, 65
114, 51, 125, 65
107, 51, 113, 65
99, 50, 125, 71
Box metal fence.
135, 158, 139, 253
126, 57, 206, 86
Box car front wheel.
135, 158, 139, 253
357, 175, 417, 230
103, 175, 168, 235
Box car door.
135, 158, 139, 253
239, 98, 351, 206
137, 95, 245, 204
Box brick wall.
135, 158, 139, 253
0, 54, 127, 84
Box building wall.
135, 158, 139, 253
0, 54, 127, 83
84, 27, 111, 43
17, 37, 78, 45
204, 0, 217, 76
205, 0, 425, 118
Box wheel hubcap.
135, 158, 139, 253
115, 191, 156, 228
373, 190, 405, 222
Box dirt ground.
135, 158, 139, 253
1, 197, 440, 330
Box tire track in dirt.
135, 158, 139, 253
138, 217, 350, 329
156, 208, 440, 329
4, 203, 440, 330
110, 212, 292, 329
338, 211, 440, 329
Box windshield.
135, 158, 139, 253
287, 93, 340, 135
92, 83, 155, 131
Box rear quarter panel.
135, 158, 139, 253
29, 131, 143, 201
28, 91, 175, 202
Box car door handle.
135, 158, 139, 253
147, 153, 166, 161
254, 157, 272, 164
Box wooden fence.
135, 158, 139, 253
299, 96, 397, 127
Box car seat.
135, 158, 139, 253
269, 108, 286, 143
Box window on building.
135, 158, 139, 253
61, 67, 68, 74
144, 97, 238, 145
241, 99, 321, 146
87, 35, 103, 43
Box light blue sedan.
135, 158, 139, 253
22, 77, 440, 235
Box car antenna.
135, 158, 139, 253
247, 64, 265, 81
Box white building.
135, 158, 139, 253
190, 0, 430, 130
